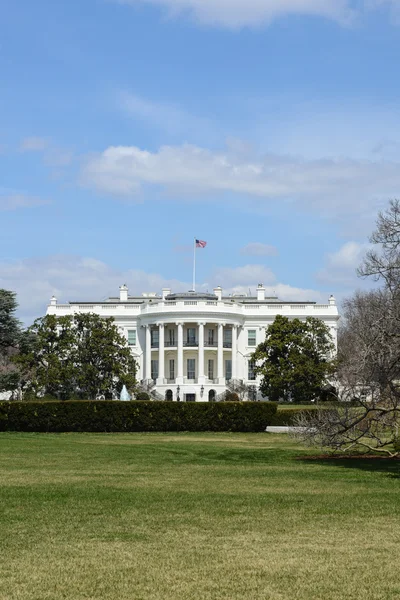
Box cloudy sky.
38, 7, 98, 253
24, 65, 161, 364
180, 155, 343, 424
1, 0, 399, 322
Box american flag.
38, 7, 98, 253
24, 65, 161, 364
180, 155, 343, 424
196, 239, 207, 248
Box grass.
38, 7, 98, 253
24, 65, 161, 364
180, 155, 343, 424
0, 433, 399, 600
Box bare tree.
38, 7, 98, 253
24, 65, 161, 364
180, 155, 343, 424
294, 202, 400, 457
359, 199, 400, 290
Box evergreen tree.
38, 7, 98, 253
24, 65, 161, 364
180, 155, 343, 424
251, 315, 335, 403
0, 290, 22, 394
16, 313, 137, 399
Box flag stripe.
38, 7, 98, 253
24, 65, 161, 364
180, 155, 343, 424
196, 239, 207, 248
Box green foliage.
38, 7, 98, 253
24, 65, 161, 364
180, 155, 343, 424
271, 407, 322, 426
0, 290, 22, 393
0, 290, 21, 351
252, 315, 336, 403
135, 392, 150, 401
0, 400, 277, 433
15, 313, 137, 399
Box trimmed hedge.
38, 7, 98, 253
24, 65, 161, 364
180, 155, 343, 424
0, 401, 278, 433
271, 407, 321, 426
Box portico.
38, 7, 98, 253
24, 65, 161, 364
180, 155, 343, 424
146, 321, 239, 386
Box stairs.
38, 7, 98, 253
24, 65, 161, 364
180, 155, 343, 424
138, 379, 165, 401
226, 378, 247, 394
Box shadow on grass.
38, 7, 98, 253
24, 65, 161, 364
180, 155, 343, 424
297, 455, 400, 479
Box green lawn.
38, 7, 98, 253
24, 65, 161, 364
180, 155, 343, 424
0, 433, 399, 600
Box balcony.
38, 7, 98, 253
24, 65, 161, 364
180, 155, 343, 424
204, 341, 218, 348
151, 341, 159, 348
165, 341, 176, 347
223, 341, 232, 348
184, 340, 198, 347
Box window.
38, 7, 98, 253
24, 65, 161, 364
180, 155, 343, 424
169, 359, 175, 381
187, 358, 196, 380
208, 359, 214, 380
248, 361, 256, 381
208, 329, 214, 344
151, 329, 159, 347
225, 359, 232, 381
224, 328, 232, 344
169, 329, 175, 345
151, 360, 159, 380
127, 330, 136, 346
187, 328, 196, 344
248, 330, 257, 346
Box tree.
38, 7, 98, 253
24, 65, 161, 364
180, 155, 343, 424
0, 290, 22, 395
251, 315, 335, 403
16, 313, 137, 399
295, 200, 400, 457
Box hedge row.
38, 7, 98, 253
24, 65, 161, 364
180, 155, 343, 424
271, 407, 320, 426
0, 401, 278, 433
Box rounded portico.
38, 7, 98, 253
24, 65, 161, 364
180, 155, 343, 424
139, 292, 243, 401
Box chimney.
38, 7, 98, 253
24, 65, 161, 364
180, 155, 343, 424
162, 288, 171, 300
119, 284, 128, 302
257, 283, 265, 301
329, 295, 336, 306
50, 295, 57, 306
213, 286, 222, 301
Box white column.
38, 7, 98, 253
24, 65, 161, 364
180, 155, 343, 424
198, 322, 205, 384
145, 325, 152, 381
157, 323, 165, 384
177, 322, 184, 384
232, 325, 237, 380
218, 323, 224, 384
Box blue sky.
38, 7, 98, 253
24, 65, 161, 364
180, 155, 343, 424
1, 0, 400, 321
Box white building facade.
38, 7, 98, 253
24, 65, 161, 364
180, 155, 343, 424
47, 284, 340, 402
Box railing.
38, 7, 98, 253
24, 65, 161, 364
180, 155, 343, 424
141, 379, 156, 391
165, 341, 176, 347
204, 341, 218, 347
183, 341, 198, 347
223, 341, 232, 348
150, 390, 165, 401
151, 342, 159, 348
227, 378, 247, 393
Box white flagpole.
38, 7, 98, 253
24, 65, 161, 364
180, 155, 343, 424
193, 238, 196, 291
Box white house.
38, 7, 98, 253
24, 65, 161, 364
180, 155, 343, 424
47, 284, 339, 402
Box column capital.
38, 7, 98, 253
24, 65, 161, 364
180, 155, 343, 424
156, 322, 165, 328
218, 322, 226, 328
197, 321, 206, 326
175, 321, 184, 326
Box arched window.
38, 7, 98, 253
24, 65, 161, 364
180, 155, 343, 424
165, 389, 173, 402
208, 389, 216, 402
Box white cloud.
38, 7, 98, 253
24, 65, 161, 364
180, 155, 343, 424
211, 264, 324, 302
240, 243, 278, 257
316, 241, 370, 287
212, 264, 276, 288
366, 0, 400, 24
115, 0, 355, 28
0, 255, 325, 324
0, 194, 50, 211
118, 91, 215, 140
19, 137, 49, 152
19, 136, 73, 168
81, 143, 400, 218
115, 0, 400, 28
